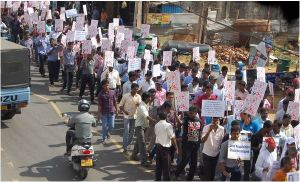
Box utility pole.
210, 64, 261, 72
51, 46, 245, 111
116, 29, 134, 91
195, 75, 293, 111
143, 1, 150, 24
133, 1, 143, 28
197, 1, 205, 43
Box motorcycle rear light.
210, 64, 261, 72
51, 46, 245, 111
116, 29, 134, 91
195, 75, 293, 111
83, 150, 91, 154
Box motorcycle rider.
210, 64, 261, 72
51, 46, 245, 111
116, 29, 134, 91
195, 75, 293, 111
64, 99, 96, 156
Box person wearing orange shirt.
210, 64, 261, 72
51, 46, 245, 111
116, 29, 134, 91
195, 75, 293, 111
272, 156, 293, 181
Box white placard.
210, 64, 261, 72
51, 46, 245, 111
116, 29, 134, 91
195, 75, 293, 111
224, 81, 236, 102
37, 21, 46, 33
233, 100, 244, 120
257, 67, 266, 82
208, 50, 217, 64
193, 47, 200, 61
31, 13, 39, 24
268, 82, 274, 96
98, 27, 102, 39
175, 91, 189, 111
127, 46, 135, 59
88, 26, 98, 38
65, 9, 78, 18
140, 24, 150, 37
75, 16, 85, 31
91, 37, 98, 48
152, 64, 161, 77
27, 7, 34, 15
117, 26, 125, 34
163, 51, 172, 66
113, 18, 119, 28
91, 20, 98, 27
83, 5, 87, 16
294, 124, 300, 148
287, 101, 299, 121
74, 31, 86, 41
115, 33, 124, 48
166, 70, 181, 92
46, 10, 52, 20
152, 37, 158, 50
295, 88, 300, 103
124, 29, 132, 41
60, 13, 65, 21
228, 140, 251, 160
55, 19, 63, 32
128, 58, 141, 72
201, 100, 225, 117
105, 51, 114, 68
82, 40, 92, 54
101, 38, 112, 52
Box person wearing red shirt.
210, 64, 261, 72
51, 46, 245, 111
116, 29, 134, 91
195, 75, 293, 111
196, 83, 217, 125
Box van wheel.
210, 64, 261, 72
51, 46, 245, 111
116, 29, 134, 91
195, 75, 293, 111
1, 111, 16, 120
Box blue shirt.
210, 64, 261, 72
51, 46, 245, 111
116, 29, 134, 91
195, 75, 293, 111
46, 44, 63, 62
119, 63, 128, 82
240, 119, 261, 135
183, 76, 193, 85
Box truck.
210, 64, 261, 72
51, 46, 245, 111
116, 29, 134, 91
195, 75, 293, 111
1, 39, 31, 120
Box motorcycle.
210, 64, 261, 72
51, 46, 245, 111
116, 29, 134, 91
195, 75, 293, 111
70, 142, 95, 180
63, 114, 95, 180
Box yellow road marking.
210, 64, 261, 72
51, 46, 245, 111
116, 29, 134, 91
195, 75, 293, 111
32, 92, 153, 173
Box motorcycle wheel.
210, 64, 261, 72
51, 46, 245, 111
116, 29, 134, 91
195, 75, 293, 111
79, 168, 88, 180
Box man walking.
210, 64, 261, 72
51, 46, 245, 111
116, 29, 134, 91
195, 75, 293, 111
61, 42, 76, 95
119, 83, 141, 153
98, 80, 118, 144
131, 92, 156, 167
155, 110, 178, 181
46, 38, 63, 86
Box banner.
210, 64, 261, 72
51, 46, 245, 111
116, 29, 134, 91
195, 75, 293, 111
115, 33, 124, 48
88, 26, 98, 38
105, 51, 114, 68
166, 71, 181, 92
101, 38, 112, 52
82, 40, 92, 54
228, 140, 251, 160
163, 51, 172, 66
91, 20, 98, 27
127, 46, 135, 59
201, 100, 226, 117
208, 50, 217, 64
233, 100, 244, 120
244, 80, 267, 116
257, 67, 266, 82
66, 31, 75, 43
175, 91, 189, 111
128, 58, 141, 72
75, 16, 85, 31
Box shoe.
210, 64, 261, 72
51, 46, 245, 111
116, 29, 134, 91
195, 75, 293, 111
64, 151, 71, 156
141, 161, 151, 167
130, 156, 139, 161
102, 139, 107, 145
107, 133, 111, 139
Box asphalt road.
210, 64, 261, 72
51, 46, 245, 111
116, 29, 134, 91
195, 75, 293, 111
1, 65, 154, 181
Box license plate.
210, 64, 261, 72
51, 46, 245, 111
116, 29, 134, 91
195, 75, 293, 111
81, 159, 93, 167
1, 105, 7, 110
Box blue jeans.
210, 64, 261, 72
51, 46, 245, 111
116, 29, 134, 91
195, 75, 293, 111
122, 118, 135, 150
101, 113, 115, 140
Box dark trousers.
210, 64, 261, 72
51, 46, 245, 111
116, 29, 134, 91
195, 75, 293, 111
202, 153, 219, 181
48, 61, 58, 85
220, 166, 242, 181
62, 70, 74, 93
95, 78, 101, 96
132, 126, 147, 163
156, 144, 171, 181
79, 74, 95, 101
39, 54, 46, 76
66, 129, 76, 152
244, 160, 251, 181
76, 69, 82, 88
54, 60, 60, 81
175, 142, 199, 181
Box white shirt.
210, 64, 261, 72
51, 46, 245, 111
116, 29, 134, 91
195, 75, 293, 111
155, 120, 175, 148
139, 79, 155, 92
100, 69, 121, 89
188, 83, 199, 94
255, 147, 275, 181
135, 101, 150, 128
202, 124, 225, 157
217, 74, 227, 88
119, 93, 142, 119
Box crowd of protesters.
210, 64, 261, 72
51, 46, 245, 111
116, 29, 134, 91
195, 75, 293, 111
1, 2, 300, 181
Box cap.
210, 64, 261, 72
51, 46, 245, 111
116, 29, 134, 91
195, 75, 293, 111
265, 137, 276, 149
